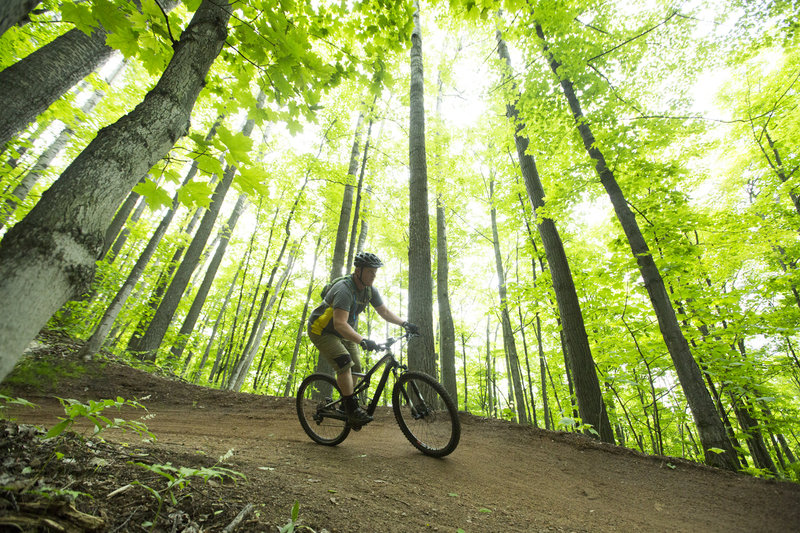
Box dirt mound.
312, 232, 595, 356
2, 342, 800, 532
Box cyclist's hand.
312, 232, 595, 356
360, 338, 380, 352
402, 321, 420, 335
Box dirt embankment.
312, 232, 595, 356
2, 347, 800, 532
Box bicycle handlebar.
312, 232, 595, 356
367, 330, 419, 352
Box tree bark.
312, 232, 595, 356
0, 27, 115, 148
534, 22, 737, 468
489, 179, 528, 424
0, 0, 43, 37
284, 235, 323, 397
497, 30, 613, 442
329, 113, 363, 281
169, 194, 247, 362
127, 161, 236, 360
0, 0, 232, 382
436, 197, 458, 408
407, 1, 436, 376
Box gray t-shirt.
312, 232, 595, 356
308, 275, 383, 336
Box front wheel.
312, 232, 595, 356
296, 373, 350, 446
392, 371, 460, 457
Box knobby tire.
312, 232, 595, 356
392, 371, 461, 457
296, 373, 350, 446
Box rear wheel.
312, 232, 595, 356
392, 371, 460, 457
296, 373, 350, 446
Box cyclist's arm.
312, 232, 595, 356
332, 308, 364, 343
374, 304, 405, 327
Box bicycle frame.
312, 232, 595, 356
314, 335, 408, 423
352, 351, 403, 417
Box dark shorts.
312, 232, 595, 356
308, 331, 362, 375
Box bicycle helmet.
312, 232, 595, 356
354, 251, 383, 268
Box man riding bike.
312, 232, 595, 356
307, 252, 418, 427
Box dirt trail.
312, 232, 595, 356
4, 350, 800, 532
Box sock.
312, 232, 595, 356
343, 395, 358, 413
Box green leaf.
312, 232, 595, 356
132, 180, 172, 211
235, 165, 268, 196
195, 153, 225, 178
216, 126, 253, 166
60, 3, 98, 35
44, 419, 72, 439
178, 180, 215, 209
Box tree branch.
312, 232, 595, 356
587, 10, 679, 64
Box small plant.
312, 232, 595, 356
131, 459, 246, 529
278, 501, 317, 533
0, 393, 37, 420
44, 396, 155, 442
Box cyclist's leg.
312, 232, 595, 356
309, 332, 370, 425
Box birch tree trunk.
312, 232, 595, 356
534, 22, 737, 468
0, 0, 232, 382
407, 1, 436, 376
497, 31, 613, 442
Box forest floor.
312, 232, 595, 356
2, 333, 800, 532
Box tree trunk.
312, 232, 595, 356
169, 194, 247, 362
347, 115, 374, 269
106, 194, 148, 265
0, 0, 232, 382
190, 266, 239, 381
489, 179, 528, 424
533, 21, 737, 468
0, 27, 115, 147
78, 165, 202, 359
407, 1, 436, 376
436, 197, 458, 408
0, 0, 43, 37
0, 60, 127, 232
329, 113, 364, 281
229, 249, 295, 391
284, 235, 323, 397
127, 161, 235, 361
497, 30, 613, 442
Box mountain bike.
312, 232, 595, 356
296, 332, 461, 457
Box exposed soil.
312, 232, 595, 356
2, 334, 800, 532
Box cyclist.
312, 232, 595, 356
308, 251, 418, 427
